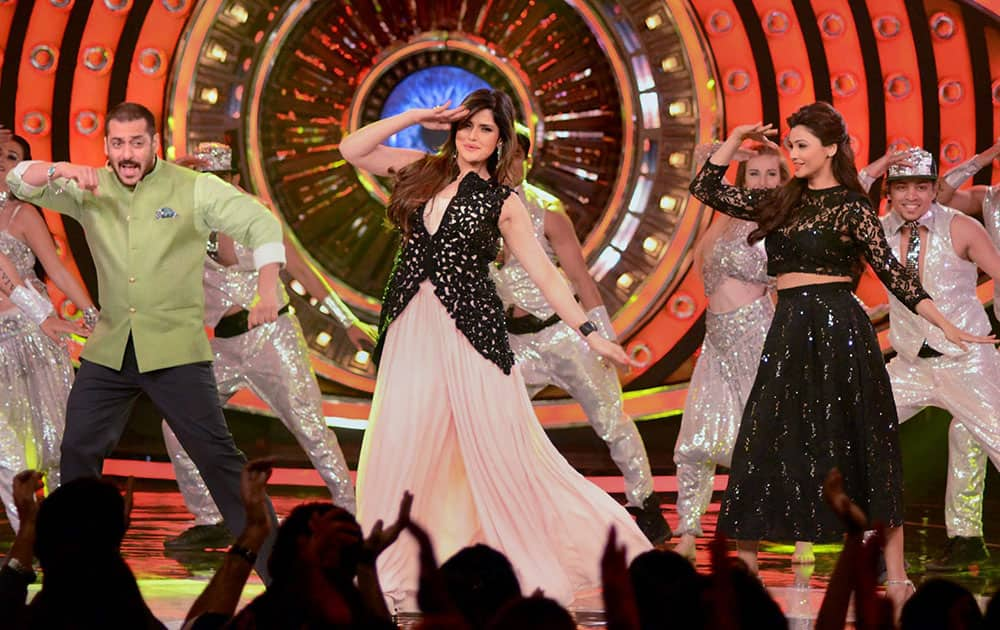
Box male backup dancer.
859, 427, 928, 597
492, 127, 670, 544
162, 142, 376, 550
861, 148, 1000, 570
6, 103, 282, 580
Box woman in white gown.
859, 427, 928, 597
340, 89, 651, 610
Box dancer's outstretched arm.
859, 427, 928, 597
936, 138, 1000, 215
500, 193, 635, 367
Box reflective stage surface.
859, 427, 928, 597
1, 475, 995, 629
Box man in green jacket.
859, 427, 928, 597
7, 102, 283, 580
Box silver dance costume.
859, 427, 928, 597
162, 239, 356, 522
492, 186, 654, 508
0, 204, 72, 531
673, 219, 773, 536
882, 203, 1000, 537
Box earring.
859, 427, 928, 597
497, 141, 503, 154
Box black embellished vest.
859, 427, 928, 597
373, 172, 516, 373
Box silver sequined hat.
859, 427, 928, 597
191, 142, 233, 173
886, 147, 937, 182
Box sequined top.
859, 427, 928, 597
0, 206, 46, 311
492, 185, 562, 319
701, 219, 770, 296
690, 161, 929, 312
374, 172, 516, 373
202, 239, 289, 328
882, 204, 989, 359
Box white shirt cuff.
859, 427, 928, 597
10, 161, 45, 194
253, 241, 286, 269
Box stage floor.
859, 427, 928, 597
2, 476, 996, 629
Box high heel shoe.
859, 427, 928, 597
885, 578, 916, 620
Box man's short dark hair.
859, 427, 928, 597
106, 102, 156, 137
515, 124, 531, 156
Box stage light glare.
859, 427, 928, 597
644, 14, 662, 30
642, 236, 662, 255
660, 56, 679, 72
659, 195, 678, 212
316, 332, 332, 348
616, 272, 635, 290
668, 152, 688, 168
668, 100, 689, 117
353, 350, 371, 366
226, 2, 249, 24
207, 42, 229, 63
199, 87, 219, 104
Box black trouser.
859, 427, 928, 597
61, 335, 277, 582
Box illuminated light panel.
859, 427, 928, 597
628, 175, 652, 214
644, 14, 663, 30
207, 42, 229, 63
590, 247, 622, 282
315, 331, 332, 348
668, 100, 690, 116
632, 55, 655, 91
639, 92, 660, 129
225, 1, 249, 24
659, 195, 678, 212
544, 109, 609, 122
289, 280, 306, 296
610, 213, 640, 250
660, 55, 680, 72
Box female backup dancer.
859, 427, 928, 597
0, 134, 95, 531
689, 102, 992, 610
340, 88, 651, 609
674, 144, 812, 564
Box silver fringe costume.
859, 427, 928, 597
882, 203, 1000, 538
673, 219, 773, 536
492, 186, 654, 508
0, 218, 72, 532
162, 239, 356, 521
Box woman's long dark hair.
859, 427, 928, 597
387, 88, 517, 237
748, 101, 865, 243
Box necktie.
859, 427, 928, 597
903, 220, 921, 274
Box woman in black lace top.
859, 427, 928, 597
339, 89, 651, 609
689, 102, 993, 609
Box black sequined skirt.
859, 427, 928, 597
718, 282, 904, 543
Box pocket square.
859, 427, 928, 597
155, 207, 178, 219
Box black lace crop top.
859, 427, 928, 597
690, 161, 930, 312
373, 172, 516, 373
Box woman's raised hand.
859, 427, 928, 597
731, 122, 779, 149
413, 102, 469, 130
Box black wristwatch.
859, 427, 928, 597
578, 320, 598, 338
228, 544, 259, 565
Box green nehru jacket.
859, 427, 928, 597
7, 159, 285, 372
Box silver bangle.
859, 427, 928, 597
942, 160, 982, 190
320, 293, 359, 329
858, 168, 876, 193
10, 284, 54, 325
83, 306, 99, 329
587, 305, 616, 341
